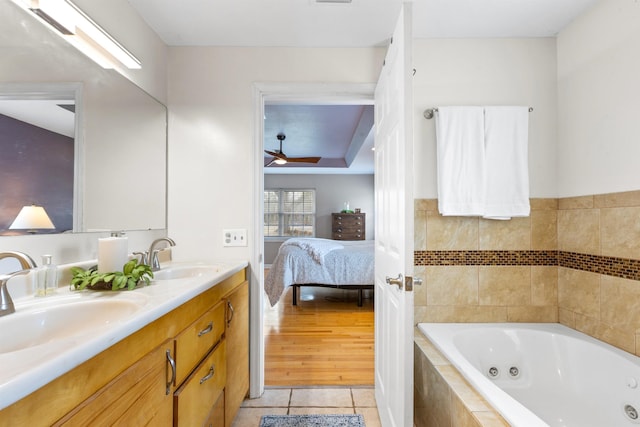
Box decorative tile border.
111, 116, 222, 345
414, 250, 558, 266
559, 251, 640, 281
414, 250, 640, 281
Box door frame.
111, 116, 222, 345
250, 82, 376, 398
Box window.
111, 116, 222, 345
264, 189, 315, 238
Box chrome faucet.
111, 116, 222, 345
0, 251, 37, 317
148, 237, 176, 271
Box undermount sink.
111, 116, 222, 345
152, 265, 220, 281
0, 297, 145, 354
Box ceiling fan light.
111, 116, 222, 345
274, 158, 287, 165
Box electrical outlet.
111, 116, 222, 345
223, 229, 247, 247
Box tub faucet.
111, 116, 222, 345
148, 237, 176, 271
0, 251, 37, 317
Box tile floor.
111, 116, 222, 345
231, 387, 381, 427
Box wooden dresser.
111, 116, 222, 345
331, 212, 365, 240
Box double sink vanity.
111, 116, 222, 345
0, 260, 249, 427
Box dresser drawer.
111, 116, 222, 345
174, 341, 226, 427
174, 301, 225, 384
332, 213, 366, 240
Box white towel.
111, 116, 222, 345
436, 106, 486, 216
483, 106, 530, 220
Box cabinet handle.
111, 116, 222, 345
227, 301, 235, 327
165, 349, 176, 395
200, 365, 215, 384
198, 321, 213, 337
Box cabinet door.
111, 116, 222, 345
224, 280, 249, 427
174, 341, 226, 426
54, 341, 173, 426
204, 392, 225, 427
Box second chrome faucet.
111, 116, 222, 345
148, 237, 176, 271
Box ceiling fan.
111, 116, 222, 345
264, 133, 321, 167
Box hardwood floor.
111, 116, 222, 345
264, 284, 374, 386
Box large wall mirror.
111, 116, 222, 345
0, 1, 167, 235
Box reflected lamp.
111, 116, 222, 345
9, 205, 56, 234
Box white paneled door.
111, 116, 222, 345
373, 3, 414, 427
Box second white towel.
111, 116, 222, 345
483, 106, 530, 219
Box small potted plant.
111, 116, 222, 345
71, 259, 154, 291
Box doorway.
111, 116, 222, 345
250, 82, 376, 397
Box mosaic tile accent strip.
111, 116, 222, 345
415, 250, 640, 281
559, 251, 640, 281
414, 250, 558, 266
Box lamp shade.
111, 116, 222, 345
9, 205, 56, 230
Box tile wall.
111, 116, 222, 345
414, 198, 559, 325
414, 190, 640, 356
557, 192, 640, 355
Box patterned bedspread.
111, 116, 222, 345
265, 239, 375, 306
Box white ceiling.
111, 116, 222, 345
127, 0, 599, 46
126, 0, 599, 173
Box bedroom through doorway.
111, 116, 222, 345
260, 95, 376, 387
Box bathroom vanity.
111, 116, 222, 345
0, 261, 249, 427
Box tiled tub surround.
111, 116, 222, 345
414, 328, 508, 427
414, 190, 640, 356
414, 198, 560, 326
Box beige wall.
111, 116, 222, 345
167, 47, 384, 262
415, 189, 640, 357
414, 1, 640, 358
412, 38, 558, 199
558, 191, 640, 355
557, 0, 640, 196
414, 199, 559, 326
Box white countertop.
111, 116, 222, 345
0, 259, 248, 410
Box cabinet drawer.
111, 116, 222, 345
175, 301, 225, 384
174, 341, 226, 427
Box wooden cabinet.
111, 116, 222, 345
54, 341, 174, 427
331, 213, 365, 240
174, 341, 226, 426
174, 301, 226, 385
223, 281, 249, 427
0, 268, 248, 427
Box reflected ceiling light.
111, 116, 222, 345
10, 0, 141, 70
9, 205, 56, 234
274, 158, 287, 165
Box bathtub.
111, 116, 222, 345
418, 323, 640, 427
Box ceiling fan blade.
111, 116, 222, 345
285, 157, 321, 164
265, 157, 277, 167
264, 149, 286, 160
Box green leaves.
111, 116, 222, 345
70, 259, 154, 291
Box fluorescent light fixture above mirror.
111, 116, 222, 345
10, 0, 141, 70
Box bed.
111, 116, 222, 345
265, 238, 374, 307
